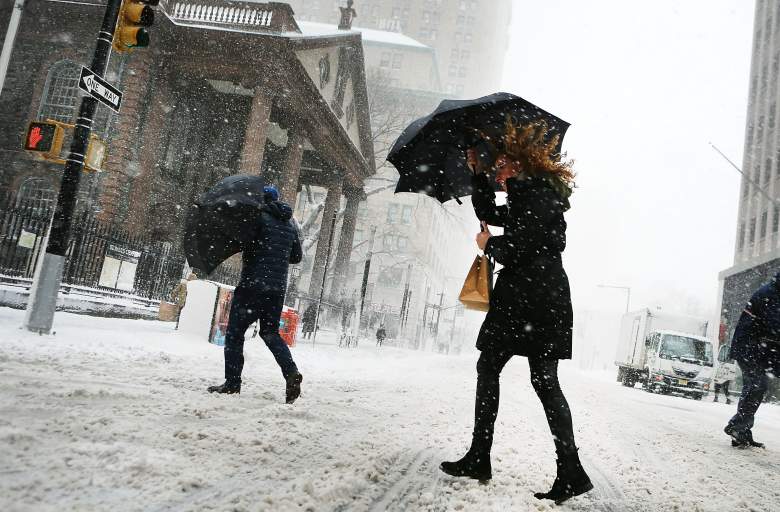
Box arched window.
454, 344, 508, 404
15, 177, 56, 211
38, 60, 113, 137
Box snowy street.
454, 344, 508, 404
1, 307, 778, 512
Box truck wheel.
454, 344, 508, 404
622, 372, 636, 388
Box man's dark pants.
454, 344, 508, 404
727, 347, 778, 434
224, 288, 298, 386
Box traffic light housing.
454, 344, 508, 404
113, 0, 159, 52
24, 121, 65, 162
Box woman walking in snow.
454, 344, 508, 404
440, 120, 592, 505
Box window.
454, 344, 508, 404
451, 48, 460, 60
456, 84, 465, 95
749, 217, 756, 244
378, 266, 403, 287
383, 234, 394, 249
386, 203, 399, 223
429, 29, 437, 41
422, 10, 431, 23
448, 65, 457, 77
397, 236, 408, 250
380, 52, 391, 68
456, 15, 465, 25
464, 32, 473, 44
401, 205, 413, 224
358, 202, 368, 219
461, 50, 470, 61
39, 60, 113, 137
15, 177, 56, 211
459, 66, 468, 78
392, 53, 403, 70
774, 207, 780, 234
760, 210, 768, 240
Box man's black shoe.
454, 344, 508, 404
286, 372, 303, 404
207, 382, 241, 394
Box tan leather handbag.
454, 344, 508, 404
458, 254, 493, 312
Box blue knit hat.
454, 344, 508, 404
263, 185, 279, 202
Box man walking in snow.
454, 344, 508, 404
724, 273, 780, 448
208, 186, 304, 404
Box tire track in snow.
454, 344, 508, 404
367, 448, 437, 512
578, 452, 626, 512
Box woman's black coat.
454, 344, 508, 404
471, 173, 573, 360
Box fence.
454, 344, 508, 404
0, 195, 239, 302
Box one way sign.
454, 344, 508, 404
78, 66, 122, 113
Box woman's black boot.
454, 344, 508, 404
439, 446, 492, 483
534, 449, 593, 504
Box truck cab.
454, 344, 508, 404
643, 330, 714, 399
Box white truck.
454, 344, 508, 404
615, 309, 714, 400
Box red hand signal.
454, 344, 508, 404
28, 126, 44, 149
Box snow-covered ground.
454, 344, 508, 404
1, 307, 778, 512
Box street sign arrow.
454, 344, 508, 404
78, 66, 122, 113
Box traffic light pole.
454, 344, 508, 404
24, 0, 123, 333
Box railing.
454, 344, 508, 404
0, 195, 240, 303
161, 0, 301, 33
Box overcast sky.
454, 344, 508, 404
494, 0, 756, 318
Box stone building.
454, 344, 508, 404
718, 0, 780, 343
287, 0, 513, 98
0, 1, 375, 296
282, 14, 475, 348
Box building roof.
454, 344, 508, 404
294, 21, 431, 50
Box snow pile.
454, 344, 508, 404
1, 307, 778, 511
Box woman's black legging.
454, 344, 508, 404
471, 348, 576, 455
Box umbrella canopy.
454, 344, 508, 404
388, 92, 570, 203
183, 174, 266, 276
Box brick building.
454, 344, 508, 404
0, 0, 376, 294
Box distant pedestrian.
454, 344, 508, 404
171, 272, 197, 329
713, 343, 736, 405
302, 306, 317, 340
724, 274, 780, 448
376, 324, 387, 347
207, 185, 304, 404
440, 121, 592, 505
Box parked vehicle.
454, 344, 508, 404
615, 309, 714, 400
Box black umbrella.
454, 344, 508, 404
388, 92, 570, 203
183, 174, 266, 276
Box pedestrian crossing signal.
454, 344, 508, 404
113, 0, 159, 52
23, 121, 65, 161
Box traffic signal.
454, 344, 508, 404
24, 121, 65, 161
113, 0, 159, 52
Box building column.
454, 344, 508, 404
278, 128, 305, 208
239, 87, 273, 176
308, 179, 342, 298
329, 187, 363, 301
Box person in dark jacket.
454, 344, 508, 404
208, 185, 304, 404
301, 306, 317, 340
724, 274, 780, 448
440, 120, 592, 505
376, 324, 387, 347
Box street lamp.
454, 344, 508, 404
597, 284, 631, 313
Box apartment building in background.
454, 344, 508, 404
288, 0, 513, 98
718, 0, 780, 344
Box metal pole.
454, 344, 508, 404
311, 212, 338, 346
24, 0, 122, 333
0, 0, 25, 97
358, 225, 376, 329
710, 143, 780, 207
